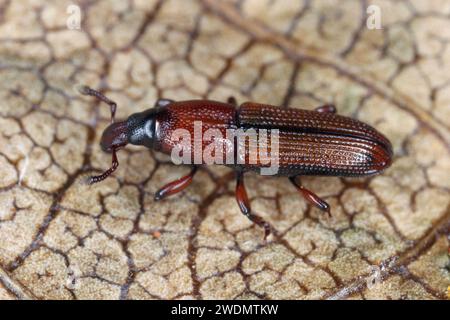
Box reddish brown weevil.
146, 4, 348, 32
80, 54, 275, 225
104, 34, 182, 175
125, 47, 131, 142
79, 86, 392, 239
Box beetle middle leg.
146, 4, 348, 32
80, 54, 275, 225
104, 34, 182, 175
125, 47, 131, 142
154, 166, 198, 201
235, 171, 271, 239
289, 176, 331, 217
315, 104, 336, 114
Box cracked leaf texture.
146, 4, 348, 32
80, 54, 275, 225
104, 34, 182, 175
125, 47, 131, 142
0, 0, 449, 300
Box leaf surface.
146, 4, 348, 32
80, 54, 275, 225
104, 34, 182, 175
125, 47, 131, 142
0, 0, 449, 299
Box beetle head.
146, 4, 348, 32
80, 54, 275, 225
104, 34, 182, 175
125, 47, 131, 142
100, 121, 129, 153
78, 85, 130, 185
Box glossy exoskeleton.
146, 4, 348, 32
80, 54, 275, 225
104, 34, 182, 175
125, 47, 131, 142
79, 86, 392, 238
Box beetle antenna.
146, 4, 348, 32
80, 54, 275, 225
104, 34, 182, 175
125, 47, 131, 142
85, 148, 119, 185
78, 85, 117, 123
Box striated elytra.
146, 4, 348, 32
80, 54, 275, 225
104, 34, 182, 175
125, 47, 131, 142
79, 86, 393, 239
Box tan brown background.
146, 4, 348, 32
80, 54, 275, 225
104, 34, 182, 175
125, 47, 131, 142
0, 0, 449, 299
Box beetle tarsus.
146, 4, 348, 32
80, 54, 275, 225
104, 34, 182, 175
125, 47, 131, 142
236, 172, 271, 239
154, 166, 198, 201
315, 104, 336, 114
289, 176, 331, 216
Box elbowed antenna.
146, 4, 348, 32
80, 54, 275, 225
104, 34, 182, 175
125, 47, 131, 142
79, 85, 121, 185
77, 85, 117, 123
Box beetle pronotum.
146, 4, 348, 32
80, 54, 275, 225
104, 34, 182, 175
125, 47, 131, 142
79, 86, 392, 238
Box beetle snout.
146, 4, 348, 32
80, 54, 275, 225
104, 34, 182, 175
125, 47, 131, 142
100, 121, 129, 153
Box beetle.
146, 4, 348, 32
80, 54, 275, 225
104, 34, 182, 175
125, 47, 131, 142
79, 86, 392, 238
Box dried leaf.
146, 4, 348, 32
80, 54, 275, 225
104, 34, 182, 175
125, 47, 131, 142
0, 0, 449, 300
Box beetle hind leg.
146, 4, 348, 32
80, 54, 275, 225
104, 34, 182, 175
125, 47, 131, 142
154, 166, 197, 201
315, 104, 336, 114
235, 172, 271, 239
289, 176, 331, 216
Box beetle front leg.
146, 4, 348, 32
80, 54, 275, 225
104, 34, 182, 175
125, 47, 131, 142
289, 176, 331, 216
154, 166, 198, 201
315, 104, 336, 114
235, 172, 271, 239
154, 98, 174, 108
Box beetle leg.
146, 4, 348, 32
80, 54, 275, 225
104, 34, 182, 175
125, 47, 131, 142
289, 176, 331, 217
154, 166, 198, 201
235, 172, 271, 239
315, 104, 336, 114
227, 96, 238, 106
154, 98, 174, 108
